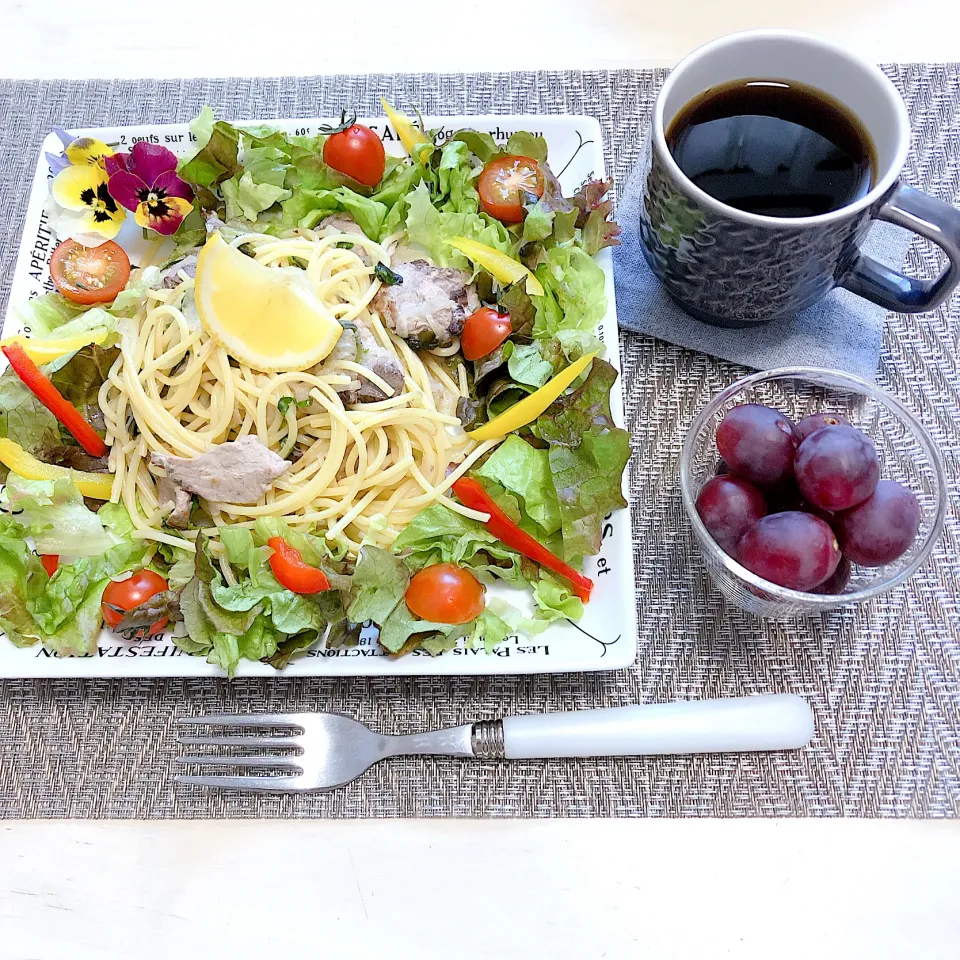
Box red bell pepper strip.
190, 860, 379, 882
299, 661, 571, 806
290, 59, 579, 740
452, 476, 593, 602
40, 554, 59, 577
267, 537, 331, 594
2, 342, 107, 457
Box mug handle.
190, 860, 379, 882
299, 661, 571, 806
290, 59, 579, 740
839, 183, 960, 313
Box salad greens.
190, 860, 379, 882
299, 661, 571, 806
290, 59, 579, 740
0, 105, 627, 673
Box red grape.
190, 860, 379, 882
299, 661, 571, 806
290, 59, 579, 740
696, 475, 767, 553
836, 479, 921, 566
812, 555, 852, 595
795, 424, 879, 511
716, 404, 798, 486
736, 511, 841, 591
795, 412, 850, 442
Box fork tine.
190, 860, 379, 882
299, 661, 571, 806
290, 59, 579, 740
176, 735, 300, 749
176, 755, 302, 770
177, 713, 304, 728
175, 774, 305, 792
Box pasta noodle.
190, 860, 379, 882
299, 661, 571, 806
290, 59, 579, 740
98, 228, 495, 556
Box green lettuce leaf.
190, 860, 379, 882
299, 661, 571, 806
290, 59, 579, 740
178, 559, 283, 676
404, 183, 511, 271
280, 186, 387, 239
436, 140, 479, 213
179, 116, 241, 190
520, 201, 577, 248
475, 435, 562, 536
0, 366, 59, 464
506, 341, 555, 388
505, 131, 548, 163
188, 106, 216, 151
370, 154, 425, 209
532, 245, 607, 339
471, 605, 513, 654
179, 529, 349, 672
14, 293, 85, 337
451, 130, 500, 164
533, 571, 584, 621
110, 268, 162, 316
158, 543, 195, 590
346, 546, 409, 625
223, 170, 292, 223
378, 602, 470, 655
0, 515, 47, 647
46, 343, 119, 413
0, 506, 142, 656
536, 359, 630, 559
251, 517, 338, 567
26, 504, 146, 635
0, 474, 114, 557
392, 502, 525, 582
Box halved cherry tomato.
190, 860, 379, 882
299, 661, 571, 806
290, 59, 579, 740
322, 123, 386, 187
40, 554, 59, 577
405, 563, 485, 624
461, 307, 512, 361
267, 537, 331, 594
478, 155, 544, 224
50, 239, 130, 305
101, 570, 169, 636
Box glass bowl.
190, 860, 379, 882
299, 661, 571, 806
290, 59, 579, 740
680, 367, 947, 617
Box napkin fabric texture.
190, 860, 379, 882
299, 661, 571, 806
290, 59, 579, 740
613, 152, 916, 381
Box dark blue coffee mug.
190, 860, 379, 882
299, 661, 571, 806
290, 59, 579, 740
639, 30, 960, 328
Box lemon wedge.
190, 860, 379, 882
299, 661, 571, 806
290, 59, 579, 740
193, 233, 343, 371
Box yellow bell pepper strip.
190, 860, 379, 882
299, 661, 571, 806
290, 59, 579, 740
447, 237, 544, 297
379, 99, 430, 156
467, 351, 598, 442
0, 329, 108, 366
0, 438, 114, 500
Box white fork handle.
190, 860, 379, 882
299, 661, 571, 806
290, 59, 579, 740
500, 694, 814, 759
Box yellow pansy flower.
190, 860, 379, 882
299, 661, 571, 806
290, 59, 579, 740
51, 164, 125, 240
64, 136, 115, 170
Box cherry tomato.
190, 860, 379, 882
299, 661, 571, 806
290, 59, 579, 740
461, 307, 512, 361
267, 537, 331, 594
478, 155, 544, 224
50, 239, 131, 305
405, 563, 485, 624
40, 554, 59, 577
322, 123, 386, 187
101, 570, 169, 636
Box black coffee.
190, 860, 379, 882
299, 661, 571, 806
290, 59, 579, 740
665, 79, 876, 217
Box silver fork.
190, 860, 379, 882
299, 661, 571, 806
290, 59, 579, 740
175, 694, 814, 792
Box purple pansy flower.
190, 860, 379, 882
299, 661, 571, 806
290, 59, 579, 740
106, 142, 195, 236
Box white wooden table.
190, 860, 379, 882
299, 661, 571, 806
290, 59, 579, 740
2, 3, 960, 958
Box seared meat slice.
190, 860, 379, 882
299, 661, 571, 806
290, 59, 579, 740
372, 259, 480, 348
349, 345, 405, 403
319, 321, 406, 405
157, 476, 193, 529
150, 437, 289, 505
344, 322, 405, 403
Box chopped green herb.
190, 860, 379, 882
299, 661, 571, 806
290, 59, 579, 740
374, 262, 403, 285
277, 396, 312, 416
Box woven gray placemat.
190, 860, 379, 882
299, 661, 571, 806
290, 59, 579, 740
0, 67, 958, 819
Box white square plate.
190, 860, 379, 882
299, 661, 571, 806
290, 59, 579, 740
0, 113, 637, 677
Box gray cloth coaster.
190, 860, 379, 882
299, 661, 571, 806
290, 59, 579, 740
614, 150, 915, 381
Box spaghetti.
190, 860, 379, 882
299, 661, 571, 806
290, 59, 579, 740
97, 228, 496, 556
